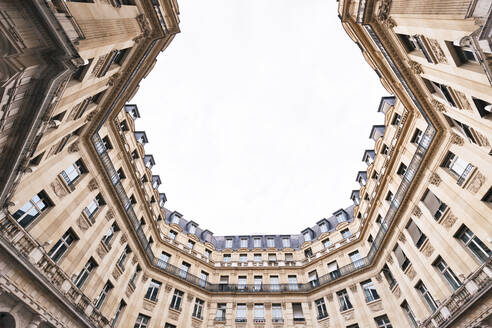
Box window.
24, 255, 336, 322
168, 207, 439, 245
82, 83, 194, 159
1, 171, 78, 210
238, 276, 246, 290
85, 193, 105, 219
367, 235, 374, 244
199, 271, 209, 287
392, 113, 401, 125
397, 33, 417, 52
337, 289, 353, 311
288, 275, 298, 290
292, 303, 305, 321
134, 314, 150, 328
225, 238, 233, 248
61, 159, 87, 186
267, 237, 275, 248
95, 281, 113, 309
164, 324, 176, 328
442, 151, 470, 179
327, 261, 341, 279
472, 97, 492, 118
223, 254, 231, 262
381, 144, 389, 155
349, 251, 363, 269
282, 237, 291, 248
179, 262, 190, 279
117, 246, 130, 270
117, 168, 126, 180
240, 238, 248, 248
253, 237, 262, 248
102, 135, 113, 150
452, 44, 477, 65
113, 48, 129, 65
188, 224, 196, 234
168, 230, 177, 240
254, 253, 262, 262
144, 279, 161, 302
303, 231, 311, 241
111, 300, 126, 327
270, 276, 279, 291
397, 163, 407, 176
375, 315, 393, 328
323, 238, 331, 248
219, 275, 229, 286
12, 191, 52, 228
361, 280, 380, 302
254, 276, 262, 290
421, 189, 447, 220
308, 270, 319, 287
386, 191, 393, 202
455, 225, 491, 263
74, 258, 97, 289
393, 244, 411, 271
411, 128, 423, 144
304, 247, 313, 258
416, 281, 438, 313
315, 298, 328, 319
483, 187, 492, 205
254, 304, 264, 321
236, 304, 246, 322
341, 228, 351, 239
239, 254, 247, 262
268, 253, 276, 262
285, 253, 294, 262
347, 325, 360, 328
319, 222, 328, 233
272, 303, 283, 322
382, 264, 397, 289
401, 301, 418, 328
216, 303, 226, 321
204, 249, 212, 258
187, 239, 195, 249
170, 289, 183, 310
434, 256, 461, 291
129, 265, 141, 286
158, 252, 170, 268
48, 229, 77, 262
102, 222, 119, 247
406, 219, 427, 248
192, 298, 204, 319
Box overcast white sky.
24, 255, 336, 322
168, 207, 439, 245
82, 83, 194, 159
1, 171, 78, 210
133, 0, 387, 235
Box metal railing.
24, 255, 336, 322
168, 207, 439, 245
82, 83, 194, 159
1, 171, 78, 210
457, 163, 474, 186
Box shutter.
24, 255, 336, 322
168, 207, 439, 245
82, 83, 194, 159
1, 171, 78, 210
423, 190, 440, 215
407, 220, 422, 245
394, 245, 406, 267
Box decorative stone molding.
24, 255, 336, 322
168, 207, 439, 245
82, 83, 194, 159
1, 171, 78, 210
450, 133, 464, 146
187, 294, 194, 301
421, 242, 434, 257
105, 208, 115, 221
168, 311, 179, 321
382, 17, 397, 29
387, 255, 393, 264
85, 111, 97, 122
442, 213, 457, 229
136, 14, 151, 38
431, 99, 446, 113
50, 180, 67, 198
165, 284, 173, 292
107, 72, 121, 87
326, 293, 333, 301
393, 285, 401, 298
68, 140, 80, 153
141, 274, 149, 283
342, 309, 354, 321
368, 300, 383, 312
427, 38, 447, 64
112, 266, 122, 280
376, 0, 392, 22
349, 284, 357, 292
77, 215, 89, 231
429, 173, 442, 186
406, 266, 416, 280
466, 171, 485, 194
96, 244, 107, 259
412, 206, 422, 218
407, 60, 423, 75
143, 301, 155, 311
475, 131, 491, 147
398, 232, 406, 243
87, 178, 98, 191
125, 284, 134, 297
455, 91, 472, 111
119, 233, 127, 245
375, 273, 383, 282
131, 255, 138, 265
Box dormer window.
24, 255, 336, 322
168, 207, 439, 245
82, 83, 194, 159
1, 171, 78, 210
225, 238, 233, 249
318, 222, 328, 233
254, 238, 262, 248
267, 238, 275, 248
381, 144, 389, 155
240, 238, 248, 248
102, 136, 113, 150
336, 212, 347, 224
304, 248, 313, 258
282, 238, 291, 248
189, 224, 197, 234
120, 120, 129, 131
171, 212, 181, 224
132, 150, 139, 159
386, 191, 394, 202
303, 231, 311, 242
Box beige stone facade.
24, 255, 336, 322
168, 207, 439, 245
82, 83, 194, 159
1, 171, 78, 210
0, 0, 491, 328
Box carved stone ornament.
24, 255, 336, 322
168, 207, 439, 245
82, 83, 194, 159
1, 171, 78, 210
376, 0, 392, 22
326, 293, 333, 301
427, 38, 447, 64
88, 178, 98, 191
382, 17, 397, 29
107, 72, 121, 87
368, 300, 383, 312
50, 180, 67, 198
412, 206, 422, 218
467, 171, 485, 194
77, 215, 89, 231
187, 294, 194, 301
442, 213, 457, 229
407, 60, 423, 75
398, 232, 406, 243
112, 267, 122, 280
165, 284, 173, 292
449, 133, 464, 147
455, 90, 472, 111
143, 302, 154, 311
431, 99, 446, 113
119, 233, 127, 245
105, 209, 114, 221
387, 254, 393, 264
85, 111, 97, 122
168, 312, 179, 321
406, 266, 416, 280
375, 273, 383, 282
349, 284, 357, 292
429, 173, 442, 186
141, 274, 149, 282
342, 310, 354, 321
393, 285, 401, 298
131, 254, 138, 265
422, 242, 434, 257
136, 14, 152, 38
125, 284, 134, 297
96, 244, 107, 258
475, 131, 491, 147
68, 140, 80, 153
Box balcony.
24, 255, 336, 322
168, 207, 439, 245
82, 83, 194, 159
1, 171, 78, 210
420, 258, 492, 328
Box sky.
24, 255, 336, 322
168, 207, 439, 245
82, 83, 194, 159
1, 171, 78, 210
133, 0, 388, 235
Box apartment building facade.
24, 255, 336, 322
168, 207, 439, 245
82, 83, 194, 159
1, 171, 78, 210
0, 0, 490, 327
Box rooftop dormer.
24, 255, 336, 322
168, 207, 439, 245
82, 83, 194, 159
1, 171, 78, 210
159, 193, 167, 207
369, 125, 386, 142
350, 190, 360, 205
134, 131, 149, 145
377, 96, 395, 114
144, 154, 155, 169
152, 175, 161, 189
362, 149, 375, 165
125, 104, 140, 120
356, 171, 367, 186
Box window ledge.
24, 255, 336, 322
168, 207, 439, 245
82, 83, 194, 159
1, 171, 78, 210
317, 315, 330, 322
340, 307, 354, 315
168, 307, 181, 314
